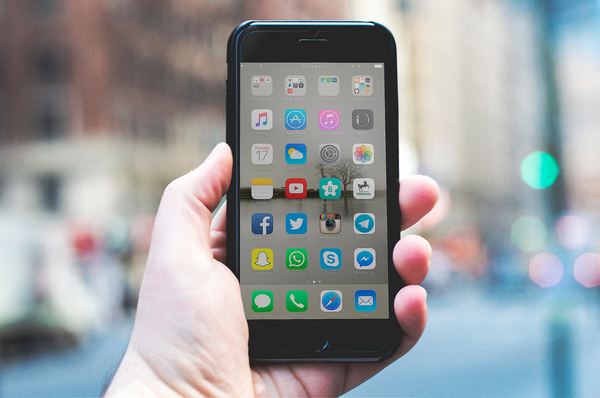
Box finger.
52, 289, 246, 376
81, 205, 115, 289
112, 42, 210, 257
393, 235, 431, 285
211, 203, 227, 263
149, 143, 232, 262
400, 175, 439, 230
343, 286, 427, 392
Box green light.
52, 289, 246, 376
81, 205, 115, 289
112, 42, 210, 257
511, 216, 546, 252
520, 151, 559, 189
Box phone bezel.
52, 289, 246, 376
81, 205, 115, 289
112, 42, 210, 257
226, 21, 402, 362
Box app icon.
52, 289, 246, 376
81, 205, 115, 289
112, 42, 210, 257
352, 178, 375, 199
285, 109, 307, 130
285, 75, 306, 96
319, 143, 340, 163
352, 144, 374, 165
285, 143, 307, 165
251, 109, 272, 130
354, 290, 376, 312
320, 290, 342, 312
320, 248, 342, 270
354, 213, 375, 234
285, 213, 307, 234
251, 178, 273, 200
251, 213, 273, 235
318, 75, 339, 96
354, 248, 376, 269
252, 290, 273, 312
286, 290, 308, 312
319, 213, 341, 234
251, 143, 273, 165
286, 248, 308, 270
251, 75, 272, 96
318, 109, 340, 130
251, 248, 273, 270
319, 178, 342, 200
352, 109, 374, 130
285, 178, 307, 199
352, 75, 373, 96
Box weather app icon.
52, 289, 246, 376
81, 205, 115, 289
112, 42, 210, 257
285, 143, 307, 164
285, 109, 306, 130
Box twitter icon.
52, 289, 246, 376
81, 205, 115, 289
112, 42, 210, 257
286, 213, 307, 234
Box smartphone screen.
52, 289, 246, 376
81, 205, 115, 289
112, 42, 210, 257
239, 63, 388, 320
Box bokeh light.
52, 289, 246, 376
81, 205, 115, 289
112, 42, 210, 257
528, 252, 564, 287
555, 214, 591, 250
520, 151, 560, 189
511, 216, 546, 252
573, 253, 600, 288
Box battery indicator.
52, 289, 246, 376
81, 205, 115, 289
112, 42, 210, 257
374, 64, 383, 68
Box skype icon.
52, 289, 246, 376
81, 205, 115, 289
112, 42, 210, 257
320, 248, 342, 270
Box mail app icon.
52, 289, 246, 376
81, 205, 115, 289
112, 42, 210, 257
354, 289, 376, 312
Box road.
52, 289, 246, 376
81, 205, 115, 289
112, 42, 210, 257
1, 292, 599, 397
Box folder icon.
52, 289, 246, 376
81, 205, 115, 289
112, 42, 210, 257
251, 178, 273, 200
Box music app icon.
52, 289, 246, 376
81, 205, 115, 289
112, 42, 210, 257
251, 109, 273, 130
318, 109, 340, 131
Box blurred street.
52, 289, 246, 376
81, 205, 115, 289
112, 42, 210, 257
1, 291, 599, 398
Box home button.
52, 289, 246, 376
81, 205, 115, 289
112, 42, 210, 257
316, 338, 332, 353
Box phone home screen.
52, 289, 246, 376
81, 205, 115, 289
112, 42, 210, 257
240, 63, 388, 319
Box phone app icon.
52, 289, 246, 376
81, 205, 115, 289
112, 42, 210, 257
286, 290, 308, 312
352, 109, 374, 130
252, 290, 273, 312
354, 290, 376, 312
319, 178, 342, 200
285, 75, 306, 96
251, 178, 273, 200
251, 143, 273, 165
352, 144, 374, 165
251, 213, 273, 235
352, 75, 373, 96
285, 143, 307, 165
286, 248, 308, 270
251, 75, 272, 96
354, 248, 376, 269
285, 213, 307, 234
320, 248, 342, 270
284, 109, 307, 130
251, 109, 272, 130
319, 143, 340, 163
320, 290, 342, 312
318, 109, 340, 130
251, 248, 273, 270
354, 213, 375, 234
353, 178, 375, 199
320, 213, 341, 234
318, 75, 339, 96
285, 178, 307, 199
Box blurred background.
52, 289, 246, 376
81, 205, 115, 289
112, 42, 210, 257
0, 0, 599, 397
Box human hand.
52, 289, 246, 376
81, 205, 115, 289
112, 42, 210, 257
106, 143, 438, 397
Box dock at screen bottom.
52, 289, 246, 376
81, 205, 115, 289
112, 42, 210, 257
242, 284, 389, 320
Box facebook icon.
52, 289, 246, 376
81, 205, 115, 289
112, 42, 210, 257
251, 213, 273, 235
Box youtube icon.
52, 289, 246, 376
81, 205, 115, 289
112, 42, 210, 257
285, 178, 307, 199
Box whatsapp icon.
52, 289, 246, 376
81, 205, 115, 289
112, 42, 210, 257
286, 248, 308, 270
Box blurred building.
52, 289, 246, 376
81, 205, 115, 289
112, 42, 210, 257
398, 0, 548, 269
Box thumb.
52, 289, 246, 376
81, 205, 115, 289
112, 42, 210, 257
148, 143, 232, 264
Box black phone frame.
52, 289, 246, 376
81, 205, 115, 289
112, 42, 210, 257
226, 21, 402, 362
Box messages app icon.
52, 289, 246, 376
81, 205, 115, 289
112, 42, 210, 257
286, 213, 307, 234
